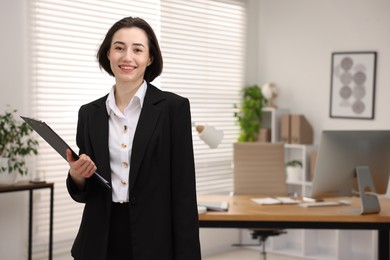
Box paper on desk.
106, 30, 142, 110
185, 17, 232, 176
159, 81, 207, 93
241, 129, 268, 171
252, 197, 300, 205
197, 201, 229, 211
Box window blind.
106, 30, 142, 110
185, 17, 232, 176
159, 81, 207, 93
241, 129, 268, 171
160, 0, 245, 194
29, 0, 245, 258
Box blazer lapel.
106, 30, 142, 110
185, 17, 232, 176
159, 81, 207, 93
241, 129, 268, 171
129, 84, 165, 191
90, 96, 111, 183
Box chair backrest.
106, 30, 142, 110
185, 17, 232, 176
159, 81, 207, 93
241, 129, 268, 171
233, 142, 287, 196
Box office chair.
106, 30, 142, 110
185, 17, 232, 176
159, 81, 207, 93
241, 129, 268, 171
233, 142, 288, 260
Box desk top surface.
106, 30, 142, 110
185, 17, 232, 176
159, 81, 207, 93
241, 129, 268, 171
198, 195, 390, 223
0, 181, 54, 192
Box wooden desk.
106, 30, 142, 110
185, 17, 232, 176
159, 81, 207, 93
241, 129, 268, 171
198, 195, 390, 259
0, 181, 54, 260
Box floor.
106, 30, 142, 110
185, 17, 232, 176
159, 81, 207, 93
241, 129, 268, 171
203, 248, 306, 260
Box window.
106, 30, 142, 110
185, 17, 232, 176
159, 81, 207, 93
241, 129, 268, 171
161, 0, 245, 194
29, 0, 245, 258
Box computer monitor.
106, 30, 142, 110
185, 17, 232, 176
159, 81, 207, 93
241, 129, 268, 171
311, 130, 390, 214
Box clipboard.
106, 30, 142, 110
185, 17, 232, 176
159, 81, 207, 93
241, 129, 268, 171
20, 116, 111, 189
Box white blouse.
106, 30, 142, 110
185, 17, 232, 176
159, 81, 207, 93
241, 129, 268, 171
105, 81, 147, 203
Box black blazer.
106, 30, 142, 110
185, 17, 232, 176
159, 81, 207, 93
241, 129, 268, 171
67, 83, 201, 260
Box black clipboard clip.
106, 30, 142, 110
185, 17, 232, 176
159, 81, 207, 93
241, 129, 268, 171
21, 116, 111, 189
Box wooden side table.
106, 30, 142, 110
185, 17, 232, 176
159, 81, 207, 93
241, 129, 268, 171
0, 181, 54, 260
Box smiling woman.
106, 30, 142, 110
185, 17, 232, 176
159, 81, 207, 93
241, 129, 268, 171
65, 16, 201, 260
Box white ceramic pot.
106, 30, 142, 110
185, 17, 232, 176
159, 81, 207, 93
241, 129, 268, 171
286, 166, 302, 182
0, 157, 17, 185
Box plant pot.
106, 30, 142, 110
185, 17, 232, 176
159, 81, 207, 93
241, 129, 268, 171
286, 166, 302, 182
0, 157, 17, 185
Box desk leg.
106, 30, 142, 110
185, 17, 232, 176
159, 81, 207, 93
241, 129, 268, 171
28, 190, 33, 260
378, 228, 389, 260
49, 186, 53, 260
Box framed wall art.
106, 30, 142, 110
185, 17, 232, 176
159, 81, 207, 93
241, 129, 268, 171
329, 51, 377, 119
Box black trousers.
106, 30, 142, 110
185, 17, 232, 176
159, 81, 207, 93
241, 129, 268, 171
107, 202, 132, 259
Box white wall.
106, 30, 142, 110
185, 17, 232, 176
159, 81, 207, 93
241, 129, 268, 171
255, 0, 390, 144
0, 0, 30, 259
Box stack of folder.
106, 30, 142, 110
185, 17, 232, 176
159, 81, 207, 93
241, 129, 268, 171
280, 114, 313, 144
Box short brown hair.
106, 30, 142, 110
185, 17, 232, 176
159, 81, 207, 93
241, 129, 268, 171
96, 17, 163, 82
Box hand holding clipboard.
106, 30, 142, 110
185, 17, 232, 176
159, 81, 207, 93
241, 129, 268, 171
21, 116, 111, 189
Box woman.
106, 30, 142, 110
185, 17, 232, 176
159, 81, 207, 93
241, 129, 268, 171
66, 16, 201, 260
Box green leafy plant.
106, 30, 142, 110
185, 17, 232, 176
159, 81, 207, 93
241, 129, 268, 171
0, 107, 39, 175
234, 85, 264, 142
286, 160, 303, 168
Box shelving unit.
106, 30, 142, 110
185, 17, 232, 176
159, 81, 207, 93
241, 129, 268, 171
284, 143, 316, 197
269, 229, 378, 260
240, 107, 379, 260
261, 108, 316, 197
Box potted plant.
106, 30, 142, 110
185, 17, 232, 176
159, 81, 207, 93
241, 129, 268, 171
286, 160, 303, 182
234, 85, 264, 142
0, 107, 39, 184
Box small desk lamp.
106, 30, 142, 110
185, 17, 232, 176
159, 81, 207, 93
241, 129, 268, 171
194, 122, 224, 214
194, 123, 223, 149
